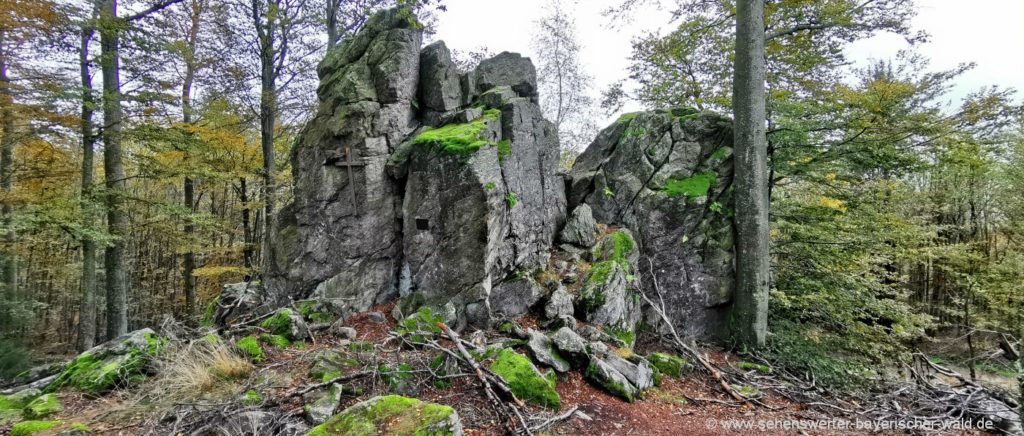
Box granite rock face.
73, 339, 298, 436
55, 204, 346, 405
259, 8, 564, 329
267, 9, 422, 314
568, 109, 736, 339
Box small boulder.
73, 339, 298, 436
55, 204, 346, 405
525, 330, 570, 373
366, 312, 388, 324
212, 282, 264, 326
22, 393, 61, 419
490, 349, 560, 409
649, 352, 692, 379
559, 204, 598, 247
474, 52, 537, 98
310, 395, 463, 435
328, 321, 358, 340
0, 388, 41, 410
478, 85, 518, 108
304, 384, 343, 425
260, 308, 309, 341
543, 285, 574, 327
585, 358, 641, 402
490, 278, 544, 319
46, 328, 164, 394
306, 350, 360, 382
551, 327, 588, 362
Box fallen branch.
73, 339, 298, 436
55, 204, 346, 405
529, 405, 579, 432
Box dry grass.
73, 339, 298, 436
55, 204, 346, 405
153, 340, 253, 399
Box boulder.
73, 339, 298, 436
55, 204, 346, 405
490, 349, 560, 409
577, 232, 642, 332
490, 277, 545, 319
260, 308, 309, 342
310, 395, 463, 435
525, 330, 570, 373
568, 109, 735, 339
265, 7, 424, 314
304, 384, 343, 425
544, 285, 574, 327
583, 342, 654, 402
306, 350, 360, 382
559, 204, 598, 247
474, 52, 537, 99
22, 393, 61, 419
46, 329, 164, 394
551, 327, 588, 363
419, 41, 462, 115
211, 282, 264, 326
0, 388, 41, 410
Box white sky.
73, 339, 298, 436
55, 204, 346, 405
431, 0, 1024, 121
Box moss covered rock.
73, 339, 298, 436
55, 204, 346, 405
309, 395, 462, 436
649, 353, 691, 379
489, 349, 560, 409
260, 308, 309, 342
235, 336, 264, 362
22, 394, 62, 419
0, 388, 41, 410
46, 329, 164, 394
10, 420, 61, 436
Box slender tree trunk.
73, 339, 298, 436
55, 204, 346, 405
181, 0, 202, 317
255, 0, 279, 277
100, 0, 129, 339
0, 30, 18, 331
730, 0, 769, 348
239, 177, 254, 278
78, 22, 99, 350
326, 0, 338, 49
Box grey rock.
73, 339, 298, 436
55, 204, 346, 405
419, 41, 462, 113
490, 277, 544, 318
559, 204, 598, 247
213, 282, 265, 326
306, 349, 359, 382
544, 285, 574, 326
551, 327, 588, 361
262, 308, 310, 341
45, 328, 163, 393
526, 329, 570, 373
568, 109, 735, 339
304, 383, 343, 425
577, 256, 640, 331
478, 85, 517, 108
328, 322, 357, 340
578, 325, 613, 343
585, 357, 641, 402
366, 311, 387, 323
584, 342, 654, 401
264, 8, 423, 316
474, 52, 537, 98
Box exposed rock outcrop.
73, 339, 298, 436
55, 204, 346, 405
568, 109, 735, 339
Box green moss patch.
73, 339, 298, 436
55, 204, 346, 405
648, 353, 690, 378
497, 139, 512, 163
736, 361, 771, 374
260, 334, 291, 349
505, 192, 518, 208
309, 395, 458, 436
0, 389, 39, 410
11, 420, 62, 436
22, 394, 61, 419
490, 349, 560, 409
664, 171, 716, 199
260, 309, 296, 339
236, 336, 264, 362
242, 389, 262, 406
47, 352, 144, 394
412, 109, 500, 156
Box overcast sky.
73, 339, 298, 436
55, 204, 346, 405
431, 0, 1024, 121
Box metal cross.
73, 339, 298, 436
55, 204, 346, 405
327, 145, 365, 214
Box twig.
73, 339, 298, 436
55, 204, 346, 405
529, 405, 579, 432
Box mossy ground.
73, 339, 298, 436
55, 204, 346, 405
490, 349, 560, 409
10, 420, 61, 436
309, 395, 457, 436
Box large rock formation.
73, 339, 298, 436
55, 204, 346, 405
567, 109, 736, 339
263, 8, 565, 329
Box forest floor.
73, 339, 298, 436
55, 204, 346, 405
3, 307, 1003, 435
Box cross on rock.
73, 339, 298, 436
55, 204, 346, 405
325, 145, 366, 215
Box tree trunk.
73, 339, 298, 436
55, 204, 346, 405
239, 177, 254, 278
100, 0, 129, 339
730, 0, 769, 348
181, 0, 202, 317
326, 0, 338, 49
0, 29, 18, 331
78, 22, 99, 350
255, 0, 279, 277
